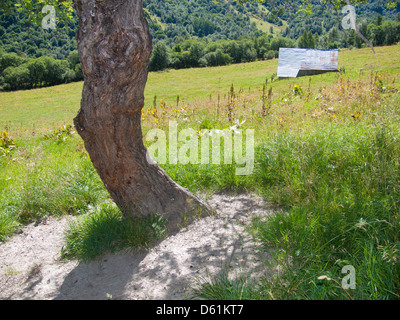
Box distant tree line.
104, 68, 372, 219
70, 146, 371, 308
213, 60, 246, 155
149, 35, 296, 71
149, 13, 400, 72
0, 50, 82, 91
2, 15, 399, 90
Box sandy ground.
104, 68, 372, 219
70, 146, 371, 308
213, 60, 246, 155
0, 193, 274, 300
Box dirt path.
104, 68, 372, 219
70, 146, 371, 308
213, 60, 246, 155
0, 193, 274, 300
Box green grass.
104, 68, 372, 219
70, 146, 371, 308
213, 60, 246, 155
192, 124, 400, 300
193, 272, 263, 300
2, 45, 398, 135
61, 203, 166, 262
0, 82, 84, 135
0, 133, 109, 238
0, 45, 399, 299
250, 125, 400, 299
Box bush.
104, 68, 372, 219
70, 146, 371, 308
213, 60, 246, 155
265, 50, 277, 60
0, 52, 26, 73
67, 50, 80, 69
43, 125, 75, 143
26, 58, 46, 87
0, 54, 76, 91
270, 37, 295, 51
2, 65, 30, 90
202, 49, 232, 67
149, 41, 170, 71
41, 56, 69, 86
0, 130, 16, 157
297, 30, 316, 49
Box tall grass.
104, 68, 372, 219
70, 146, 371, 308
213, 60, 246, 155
0, 133, 109, 240
250, 124, 400, 299
190, 62, 400, 299
194, 272, 263, 300
194, 124, 400, 300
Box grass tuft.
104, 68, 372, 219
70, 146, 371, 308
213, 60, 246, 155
194, 272, 262, 300
61, 203, 167, 262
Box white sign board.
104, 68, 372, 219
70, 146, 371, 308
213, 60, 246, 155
277, 48, 339, 78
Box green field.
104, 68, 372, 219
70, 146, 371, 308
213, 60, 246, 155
1, 45, 399, 135
1, 45, 400, 300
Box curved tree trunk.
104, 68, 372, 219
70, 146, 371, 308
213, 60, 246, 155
72, 0, 210, 233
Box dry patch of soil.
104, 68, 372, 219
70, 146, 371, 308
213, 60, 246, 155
0, 193, 274, 300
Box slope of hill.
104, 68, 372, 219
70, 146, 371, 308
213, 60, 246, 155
144, 0, 287, 44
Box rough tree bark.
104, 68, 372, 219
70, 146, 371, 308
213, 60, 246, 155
72, 0, 210, 233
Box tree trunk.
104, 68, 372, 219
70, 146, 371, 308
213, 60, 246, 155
72, 0, 210, 233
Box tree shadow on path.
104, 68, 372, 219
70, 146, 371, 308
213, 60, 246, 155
55, 193, 274, 300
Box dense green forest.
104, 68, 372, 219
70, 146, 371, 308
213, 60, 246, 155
0, 0, 399, 90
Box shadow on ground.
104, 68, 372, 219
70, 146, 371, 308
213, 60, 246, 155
54, 194, 274, 300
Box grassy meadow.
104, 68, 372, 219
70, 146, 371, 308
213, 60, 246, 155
1, 45, 400, 299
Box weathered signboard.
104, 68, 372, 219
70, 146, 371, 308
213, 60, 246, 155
277, 48, 339, 78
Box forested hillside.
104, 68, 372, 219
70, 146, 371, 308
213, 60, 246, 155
0, 0, 399, 91
1, 0, 399, 59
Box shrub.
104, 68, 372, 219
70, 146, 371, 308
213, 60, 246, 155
0, 52, 26, 73
2, 65, 30, 90
43, 125, 75, 143
203, 49, 232, 67
0, 130, 16, 157
149, 41, 170, 71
